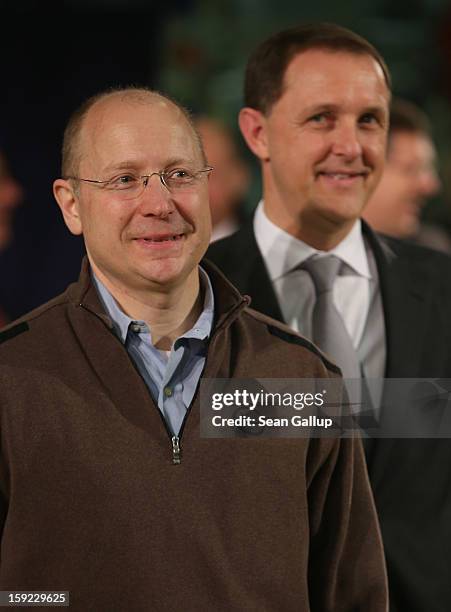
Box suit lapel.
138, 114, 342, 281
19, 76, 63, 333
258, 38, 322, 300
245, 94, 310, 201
363, 223, 429, 378
360, 225, 432, 476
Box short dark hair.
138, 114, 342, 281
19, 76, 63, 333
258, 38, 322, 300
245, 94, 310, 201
244, 22, 391, 115
389, 98, 432, 138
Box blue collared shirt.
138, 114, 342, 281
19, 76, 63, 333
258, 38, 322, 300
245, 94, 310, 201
93, 268, 215, 436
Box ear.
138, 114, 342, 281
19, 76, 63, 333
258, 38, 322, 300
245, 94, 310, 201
53, 179, 83, 236
238, 107, 270, 162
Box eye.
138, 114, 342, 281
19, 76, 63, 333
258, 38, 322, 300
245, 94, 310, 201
108, 174, 139, 189
310, 113, 326, 123
308, 112, 334, 127
359, 113, 379, 127
165, 168, 196, 184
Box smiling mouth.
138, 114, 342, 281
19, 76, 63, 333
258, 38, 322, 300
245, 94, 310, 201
317, 171, 368, 180
137, 233, 184, 243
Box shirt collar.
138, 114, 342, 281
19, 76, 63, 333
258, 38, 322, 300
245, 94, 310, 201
92, 266, 215, 346
254, 200, 371, 281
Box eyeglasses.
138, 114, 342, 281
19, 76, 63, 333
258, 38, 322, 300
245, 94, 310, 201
65, 166, 213, 200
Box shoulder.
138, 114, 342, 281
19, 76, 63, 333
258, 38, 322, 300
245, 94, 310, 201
383, 233, 451, 264
0, 320, 30, 345
238, 305, 341, 377
372, 229, 451, 270
378, 234, 451, 292
0, 292, 69, 355
365, 226, 451, 297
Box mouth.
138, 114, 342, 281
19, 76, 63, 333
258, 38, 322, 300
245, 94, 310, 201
135, 233, 184, 243
406, 200, 422, 214
316, 170, 369, 185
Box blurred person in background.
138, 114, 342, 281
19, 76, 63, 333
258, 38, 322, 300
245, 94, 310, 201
0, 148, 23, 326
363, 98, 451, 253
0, 150, 22, 253
194, 116, 250, 242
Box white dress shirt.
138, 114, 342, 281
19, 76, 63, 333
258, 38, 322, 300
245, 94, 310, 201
254, 201, 371, 347
254, 201, 386, 412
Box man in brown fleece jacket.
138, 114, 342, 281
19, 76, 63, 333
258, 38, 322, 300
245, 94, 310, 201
0, 88, 387, 611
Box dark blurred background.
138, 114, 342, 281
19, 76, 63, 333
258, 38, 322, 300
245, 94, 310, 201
1, 0, 451, 319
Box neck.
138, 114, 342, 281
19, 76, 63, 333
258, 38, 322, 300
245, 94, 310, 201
263, 197, 356, 252
92, 263, 203, 351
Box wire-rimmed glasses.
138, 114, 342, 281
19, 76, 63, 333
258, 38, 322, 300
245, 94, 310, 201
65, 166, 213, 200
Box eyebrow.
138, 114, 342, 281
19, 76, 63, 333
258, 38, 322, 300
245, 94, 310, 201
302, 104, 338, 115
101, 157, 197, 174
359, 105, 388, 117
300, 103, 387, 117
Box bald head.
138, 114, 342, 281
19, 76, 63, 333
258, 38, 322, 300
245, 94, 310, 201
62, 87, 206, 178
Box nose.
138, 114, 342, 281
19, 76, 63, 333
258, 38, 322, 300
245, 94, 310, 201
418, 167, 441, 198
330, 120, 362, 160
137, 173, 175, 218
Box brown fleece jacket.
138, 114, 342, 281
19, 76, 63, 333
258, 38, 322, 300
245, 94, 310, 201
0, 259, 387, 612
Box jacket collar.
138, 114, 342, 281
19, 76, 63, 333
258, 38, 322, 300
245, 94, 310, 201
65, 256, 250, 335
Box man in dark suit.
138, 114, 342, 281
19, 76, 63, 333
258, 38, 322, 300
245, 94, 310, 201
208, 22, 451, 612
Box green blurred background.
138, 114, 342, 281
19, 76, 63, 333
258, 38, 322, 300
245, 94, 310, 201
2, 0, 451, 317
158, 0, 451, 226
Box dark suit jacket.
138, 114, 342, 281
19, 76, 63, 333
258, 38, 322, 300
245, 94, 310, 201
207, 219, 451, 612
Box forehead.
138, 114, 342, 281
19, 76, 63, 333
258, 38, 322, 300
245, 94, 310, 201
275, 48, 389, 113
79, 97, 202, 172
389, 131, 436, 161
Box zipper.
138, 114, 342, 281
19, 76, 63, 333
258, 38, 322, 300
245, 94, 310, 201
79, 302, 185, 464
78, 292, 249, 467
171, 436, 181, 465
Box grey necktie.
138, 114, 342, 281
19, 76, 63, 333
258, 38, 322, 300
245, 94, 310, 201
303, 255, 361, 381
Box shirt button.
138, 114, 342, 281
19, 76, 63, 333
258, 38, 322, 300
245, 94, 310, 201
164, 386, 173, 397
131, 323, 141, 333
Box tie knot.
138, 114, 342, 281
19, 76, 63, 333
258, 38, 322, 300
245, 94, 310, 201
303, 255, 341, 293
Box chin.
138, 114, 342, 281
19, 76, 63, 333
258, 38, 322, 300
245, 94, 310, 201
398, 218, 420, 239
319, 205, 364, 228
311, 192, 365, 220
136, 260, 192, 288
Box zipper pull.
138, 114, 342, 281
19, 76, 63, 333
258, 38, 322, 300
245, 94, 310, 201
172, 436, 181, 465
